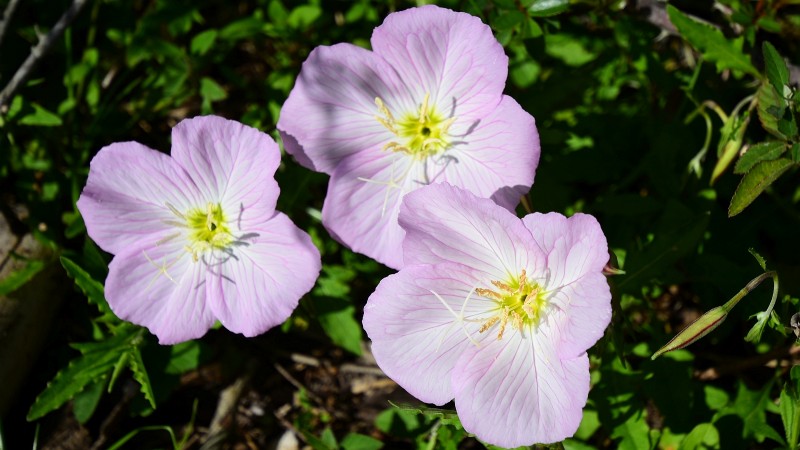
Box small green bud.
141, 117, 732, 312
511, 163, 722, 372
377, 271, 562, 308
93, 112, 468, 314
652, 306, 728, 360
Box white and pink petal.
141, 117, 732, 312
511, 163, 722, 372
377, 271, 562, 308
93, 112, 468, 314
207, 212, 321, 337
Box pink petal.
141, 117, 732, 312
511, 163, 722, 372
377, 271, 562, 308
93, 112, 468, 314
77, 142, 202, 255
105, 240, 215, 344
277, 43, 408, 173
452, 331, 590, 446
322, 151, 418, 269
363, 263, 491, 405
207, 212, 321, 337
399, 183, 544, 279
371, 5, 508, 121
171, 116, 281, 219
521, 213, 609, 287
521, 213, 611, 358
442, 96, 540, 210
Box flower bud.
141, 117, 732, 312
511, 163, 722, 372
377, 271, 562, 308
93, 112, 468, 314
652, 306, 728, 359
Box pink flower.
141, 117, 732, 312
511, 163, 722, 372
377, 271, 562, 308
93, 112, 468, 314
363, 183, 611, 447
278, 5, 539, 269
77, 116, 321, 344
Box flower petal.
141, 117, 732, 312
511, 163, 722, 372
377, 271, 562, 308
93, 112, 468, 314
452, 331, 590, 446
171, 116, 280, 218
521, 213, 609, 288
399, 183, 543, 279
322, 151, 418, 269
277, 43, 408, 173
442, 96, 540, 210
105, 240, 215, 344
363, 263, 491, 405
371, 5, 508, 120
77, 142, 201, 255
546, 272, 612, 358
207, 212, 321, 337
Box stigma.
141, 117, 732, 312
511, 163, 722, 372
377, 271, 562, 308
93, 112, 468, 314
374, 93, 456, 159
475, 270, 548, 340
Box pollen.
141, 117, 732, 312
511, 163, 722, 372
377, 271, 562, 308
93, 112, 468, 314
374, 93, 456, 159
185, 202, 233, 261
477, 270, 548, 340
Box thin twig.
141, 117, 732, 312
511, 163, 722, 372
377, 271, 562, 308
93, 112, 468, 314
0, 0, 21, 50
0, 0, 89, 112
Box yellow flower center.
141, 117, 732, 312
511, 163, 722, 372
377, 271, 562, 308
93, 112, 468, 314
374, 93, 456, 159
475, 270, 547, 340
185, 202, 233, 261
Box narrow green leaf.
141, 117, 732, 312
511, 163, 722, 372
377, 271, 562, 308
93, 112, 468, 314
529, 0, 569, 17
0, 259, 45, 296
27, 348, 120, 421
128, 346, 156, 409
763, 41, 789, 96
748, 248, 768, 270
729, 158, 794, 217
667, 6, 759, 76
60, 257, 111, 314
734, 142, 787, 174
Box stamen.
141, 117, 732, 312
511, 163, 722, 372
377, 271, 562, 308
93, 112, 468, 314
430, 289, 480, 347
165, 202, 185, 220
375, 97, 398, 134
419, 93, 430, 123
155, 232, 182, 246
491, 280, 514, 292
497, 307, 510, 340
475, 287, 503, 301
479, 316, 500, 334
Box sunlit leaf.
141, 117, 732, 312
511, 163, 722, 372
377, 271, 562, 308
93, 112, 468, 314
0, 258, 45, 296
729, 158, 794, 217
667, 6, 759, 76
763, 41, 789, 96
734, 142, 787, 174
528, 0, 569, 17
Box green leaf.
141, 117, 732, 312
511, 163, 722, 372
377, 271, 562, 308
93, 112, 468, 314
726, 381, 785, 444
219, 17, 264, 41
27, 329, 138, 421
316, 298, 363, 356
128, 346, 156, 409
757, 82, 787, 139
287, 5, 321, 30
190, 29, 218, 55
200, 77, 227, 102
748, 248, 768, 270
781, 366, 800, 449
18, 103, 63, 126
679, 423, 719, 450
72, 377, 106, 424
340, 433, 383, 450
60, 257, 111, 314
667, 6, 759, 76
0, 258, 45, 296
529, 0, 569, 17
763, 41, 789, 96
611, 410, 652, 450
728, 158, 794, 216
734, 142, 787, 174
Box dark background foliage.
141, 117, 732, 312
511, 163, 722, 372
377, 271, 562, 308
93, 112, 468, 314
1, 0, 799, 448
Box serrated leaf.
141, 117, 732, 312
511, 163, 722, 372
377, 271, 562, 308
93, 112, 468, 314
757, 82, 787, 139
729, 158, 794, 216
529, 0, 569, 17
60, 257, 111, 314
734, 142, 787, 174
128, 346, 156, 409
0, 258, 45, 296
72, 377, 106, 424
667, 6, 758, 76
763, 41, 789, 95
28, 346, 121, 420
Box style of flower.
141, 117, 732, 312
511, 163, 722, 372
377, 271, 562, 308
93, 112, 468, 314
277, 5, 539, 269
363, 183, 611, 447
77, 116, 321, 344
